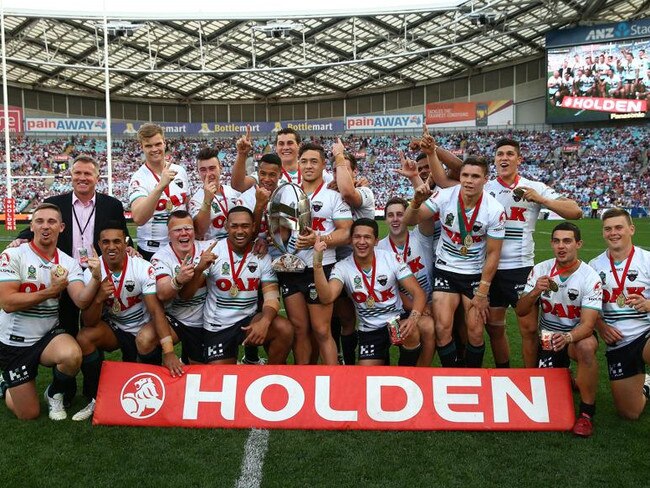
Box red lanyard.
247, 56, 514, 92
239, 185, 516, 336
389, 233, 409, 262
458, 192, 483, 237
549, 260, 579, 279
354, 254, 378, 301
609, 247, 635, 294
302, 181, 324, 203
172, 242, 196, 265
282, 167, 301, 184
214, 187, 229, 217
29, 242, 59, 265
227, 240, 250, 285
496, 175, 520, 190
103, 255, 128, 308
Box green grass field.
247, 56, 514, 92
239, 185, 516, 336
1, 219, 649, 488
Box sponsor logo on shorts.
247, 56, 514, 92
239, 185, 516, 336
120, 373, 165, 419
309, 288, 318, 301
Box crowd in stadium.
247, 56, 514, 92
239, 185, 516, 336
1, 125, 648, 213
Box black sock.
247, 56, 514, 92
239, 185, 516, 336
244, 345, 260, 363
138, 347, 162, 365
579, 401, 596, 418
341, 332, 358, 365
398, 344, 422, 367
495, 360, 510, 368
331, 317, 342, 354
181, 342, 189, 365
81, 350, 103, 400
437, 341, 458, 368
465, 343, 486, 368
50, 367, 76, 398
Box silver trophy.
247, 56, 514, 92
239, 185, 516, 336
267, 183, 312, 272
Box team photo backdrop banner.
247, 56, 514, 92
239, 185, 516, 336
425, 101, 514, 128
94, 362, 575, 431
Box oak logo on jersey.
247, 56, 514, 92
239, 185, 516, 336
541, 299, 581, 319
120, 373, 165, 420
377, 275, 388, 286
125, 280, 136, 293
27, 265, 36, 280
247, 262, 258, 273
312, 201, 323, 212
567, 288, 579, 301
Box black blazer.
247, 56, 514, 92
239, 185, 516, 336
18, 192, 131, 254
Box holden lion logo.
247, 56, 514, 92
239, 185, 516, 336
120, 373, 166, 419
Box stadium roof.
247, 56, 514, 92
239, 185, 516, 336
2, 0, 648, 102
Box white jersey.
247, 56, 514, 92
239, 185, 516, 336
289, 185, 352, 267
0, 244, 83, 346
589, 246, 650, 350
203, 238, 277, 331
151, 241, 213, 329
330, 249, 411, 332
377, 227, 433, 295
548, 76, 562, 94
485, 176, 561, 270
129, 163, 190, 253
189, 184, 242, 241
425, 185, 505, 275
350, 186, 376, 221
524, 260, 602, 333
84, 255, 156, 335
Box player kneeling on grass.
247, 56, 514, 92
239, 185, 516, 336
72, 221, 184, 421
516, 222, 602, 437
138, 210, 214, 365
313, 218, 431, 366
0, 203, 101, 420
589, 208, 650, 420
180, 206, 292, 365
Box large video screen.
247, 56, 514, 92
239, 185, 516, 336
546, 38, 650, 123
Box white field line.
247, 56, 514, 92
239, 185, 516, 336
235, 429, 270, 488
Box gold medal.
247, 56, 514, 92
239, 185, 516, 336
166, 200, 174, 212
548, 280, 559, 292
460, 246, 468, 256
229, 285, 239, 297
111, 299, 121, 314
366, 296, 375, 308
54, 264, 66, 277
616, 293, 626, 308
464, 234, 473, 248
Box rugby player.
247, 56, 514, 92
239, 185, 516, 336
179, 206, 293, 364
403, 157, 506, 368
516, 222, 601, 437
0, 203, 101, 420
589, 208, 650, 420
72, 221, 184, 421
313, 218, 426, 366
129, 123, 190, 260
189, 147, 242, 241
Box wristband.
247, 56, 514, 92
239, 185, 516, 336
201, 201, 211, 211
160, 335, 174, 354
314, 252, 324, 266
410, 199, 421, 210
170, 276, 182, 290
409, 310, 422, 320
564, 332, 573, 344
479, 280, 491, 287
474, 289, 488, 299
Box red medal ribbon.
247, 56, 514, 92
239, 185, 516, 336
496, 175, 520, 190
214, 187, 230, 217
29, 242, 59, 265
146, 163, 172, 203
171, 242, 196, 266
282, 167, 301, 184
354, 254, 378, 302
103, 255, 129, 311
549, 260, 580, 279
389, 233, 410, 263
302, 180, 325, 203
609, 246, 635, 297
227, 240, 251, 287
458, 192, 483, 242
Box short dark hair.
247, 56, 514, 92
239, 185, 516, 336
415, 153, 427, 163
275, 127, 301, 145
552, 222, 581, 242
33, 203, 62, 220
259, 153, 282, 168
601, 207, 633, 225
227, 206, 254, 221
384, 197, 408, 218
298, 142, 326, 162
495, 138, 520, 156
197, 147, 220, 162
342, 151, 358, 171
351, 218, 378, 239
168, 209, 192, 224
98, 220, 127, 238
461, 156, 489, 176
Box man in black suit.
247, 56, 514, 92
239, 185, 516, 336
9, 155, 133, 336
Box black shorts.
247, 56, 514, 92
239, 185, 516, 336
278, 264, 334, 305
433, 268, 481, 299
490, 267, 532, 309
136, 246, 156, 262
537, 346, 571, 369
204, 315, 255, 362
167, 314, 204, 363
0, 329, 65, 388
606, 330, 650, 381
108, 322, 138, 362
358, 327, 391, 361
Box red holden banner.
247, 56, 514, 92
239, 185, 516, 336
94, 362, 575, 431
425, 100, 513, 128
3, 197, 16, 230
560, 97, 647, 114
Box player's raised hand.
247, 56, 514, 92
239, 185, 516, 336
197, 241, 217, 271
176, 254, 195, 285
87, 248, 102, 282
203, 180, 218, 203
236, 125, 253, 154
50, 266, 69, 294
412, 183, 432, 206
332, 137, 345, 158
394, 151, 418, 179
534, 275, 552, 294
255, 185, 271, 208
6, 238, 27, 248
253, 236, 269, 257
160, 160, 178, 187
98, 276, 115, 301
